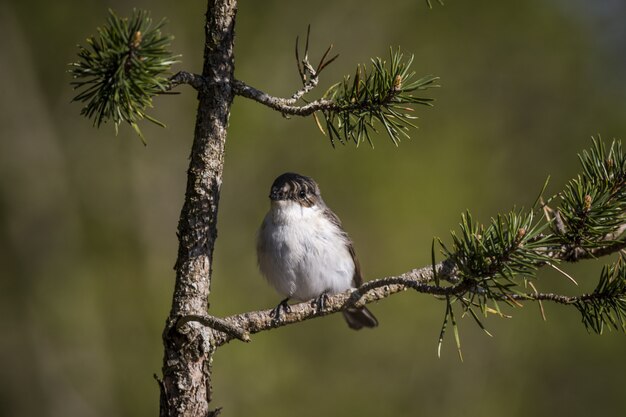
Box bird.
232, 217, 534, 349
256, 172, 378, 330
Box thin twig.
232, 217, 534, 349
278, 26, 339, 106
290, 27, 318, 103
168, 71, 206, 91
507, 291, 591, 304
177, 314, 250, 342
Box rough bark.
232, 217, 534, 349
159, 1, 237, 416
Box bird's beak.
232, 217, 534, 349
269, 188, 284, 201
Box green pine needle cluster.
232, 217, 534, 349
442, 211, 553, 293
320, 49, 438, 147
436, 137, 626, 354
69, 9, 178, 143
437, 210, 553, 359
558, 139, 626, 251
575, 259, 626, 333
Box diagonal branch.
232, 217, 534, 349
188, 234, 626, 347
213, 259, 458, 346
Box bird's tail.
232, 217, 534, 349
342, 306, 378, 330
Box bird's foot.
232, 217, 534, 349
312, 292, 329, 313
270, 298, 291, 321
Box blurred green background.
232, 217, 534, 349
1, 0, 625, 416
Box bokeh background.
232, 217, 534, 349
1, 0, 626, 416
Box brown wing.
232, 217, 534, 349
322, 207, 363, 286
323, 206, 378, 330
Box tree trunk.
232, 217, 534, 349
159, 1, 237, 416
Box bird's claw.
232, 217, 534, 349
312, 292, 329, 313
270, 298, 291, 321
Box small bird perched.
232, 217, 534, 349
257, 172, 378, 330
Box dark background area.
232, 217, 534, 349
1, 1, 625, 416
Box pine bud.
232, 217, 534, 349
132, 31, 142, 48
393, 74, 402, 91
583, 194, 592, 212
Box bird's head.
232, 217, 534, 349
269, 172, 323, 208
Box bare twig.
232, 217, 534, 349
288, 26, 338, 105
507, 291, 601, 304
232, 79, 339, 116
168, 70, 206, 91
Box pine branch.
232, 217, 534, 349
69, 9, 179, 142
233, 45, 439, 147
185, 234, 625, 348
205, 260, 461, 347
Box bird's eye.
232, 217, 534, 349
299, 190, 307, 198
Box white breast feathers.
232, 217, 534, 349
257, 200, 355, 301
